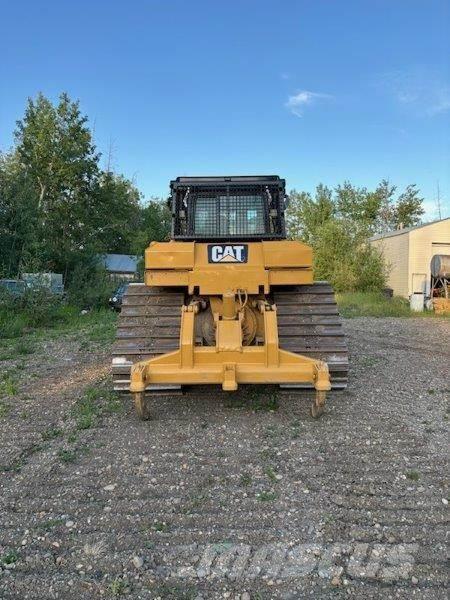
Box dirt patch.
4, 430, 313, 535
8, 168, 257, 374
0, 318, 448, 599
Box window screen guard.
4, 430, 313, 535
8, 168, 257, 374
172, 181, 286, 240
194, 195, 266, 237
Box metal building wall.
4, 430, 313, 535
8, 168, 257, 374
371, 232, 409, 297
370, 218, 450, 298
408, 220, 450, 296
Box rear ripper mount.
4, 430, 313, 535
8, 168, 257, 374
112, 176, 348, 419
112, 284, 348, 418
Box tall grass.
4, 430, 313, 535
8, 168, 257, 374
0, 312, 28, 338
0, 289, 116, 340
337, 292, 417, 318
339, 293, 450, 319
0, 287, 65, 338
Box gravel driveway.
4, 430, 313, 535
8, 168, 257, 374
0, 317, 448, 599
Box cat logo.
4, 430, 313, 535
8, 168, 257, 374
207, 244, 248, 264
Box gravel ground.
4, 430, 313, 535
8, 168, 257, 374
0, 317, 448, 599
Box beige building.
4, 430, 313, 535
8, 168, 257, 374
370, 218, 450, 298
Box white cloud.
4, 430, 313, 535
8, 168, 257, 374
377, 68, 450, 116
285, 90, 331, 117
427, 93, 450, 116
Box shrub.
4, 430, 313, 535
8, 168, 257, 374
312, 220, 387, 292
21, 288, 63, 327
66, 262, 116, 309
357, 244, 387, 292
0, 286, 64, 337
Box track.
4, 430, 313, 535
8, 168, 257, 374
112, 282, 348, 391
274, 282, 348, 389
112, 284, 184, 391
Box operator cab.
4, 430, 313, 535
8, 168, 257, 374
169, 176, 288, 241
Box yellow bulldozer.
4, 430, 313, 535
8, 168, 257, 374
112, 176, 348, 419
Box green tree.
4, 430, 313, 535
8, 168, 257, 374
14, 92, 100, 274
0, 152, 40, 276
394, 184, 424, 229
286, 178, 426, 292
336, 181, 382, 232
287, 184, 335, 243
91, 171, 142, 254
132, 198, 171, 255
15, 92, 99, 210
313, 220, 386, 292
373, 180, 424, 233
375, 179, 397, 233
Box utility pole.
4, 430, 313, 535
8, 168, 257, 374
106, 137, 116, 173
436, 181, 442, 220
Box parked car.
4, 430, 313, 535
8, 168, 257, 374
22, 272, 64, 295
109, 282, 129, 311
0, 279, 27, 299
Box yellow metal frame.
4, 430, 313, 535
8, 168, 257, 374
130, 239, 331, 415
144, 240, 314, 294
130, 301, 331, 394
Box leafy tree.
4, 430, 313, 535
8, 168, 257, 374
375, 179, 397, 233
132, 198, 171, 255
312, 220, 387, 292
372, 180, 424, 233
287, 180, 425, 292
15, 92, 99, 210
14, 92, 100, 274
336, 181, 382, 232
287, 184, 335, 243
0, 152, 40, 275
394, 184, 424, 229
1, 91, 177, 303
91, 171, 142, 254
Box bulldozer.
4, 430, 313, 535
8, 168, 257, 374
112, 176, 348, 419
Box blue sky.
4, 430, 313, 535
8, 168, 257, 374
1, 0, 449, 218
